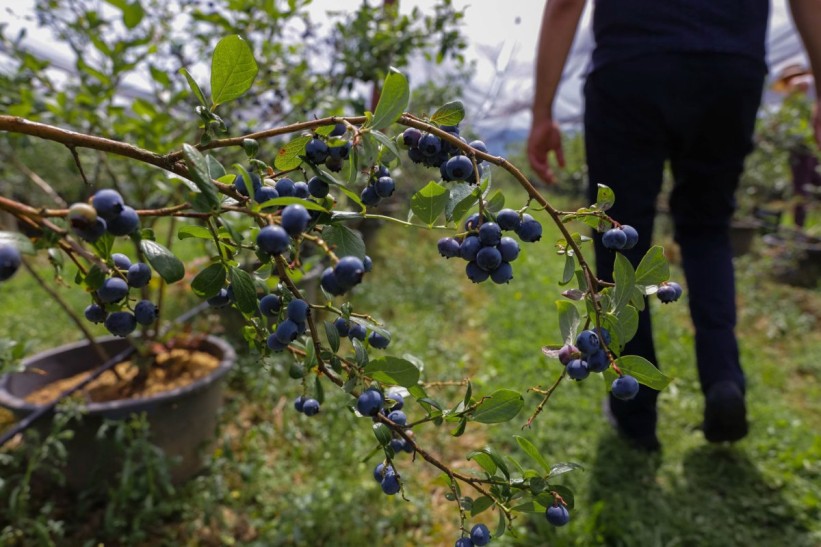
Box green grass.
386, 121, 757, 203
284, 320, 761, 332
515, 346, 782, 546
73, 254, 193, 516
1, 183, 820, 546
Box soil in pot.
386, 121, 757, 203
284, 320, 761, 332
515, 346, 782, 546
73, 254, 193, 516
24, 346, 219, 405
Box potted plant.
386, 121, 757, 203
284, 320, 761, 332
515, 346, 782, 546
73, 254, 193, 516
0, 33, 681, 541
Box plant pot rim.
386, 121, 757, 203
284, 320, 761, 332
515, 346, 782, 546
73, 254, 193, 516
0, 334, 236, 415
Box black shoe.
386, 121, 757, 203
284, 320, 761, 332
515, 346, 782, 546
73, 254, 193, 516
602, 398, 661, 452
703, 381, 748, 443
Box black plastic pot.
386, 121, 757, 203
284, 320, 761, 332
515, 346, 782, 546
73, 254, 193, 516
0, 335, 235, 489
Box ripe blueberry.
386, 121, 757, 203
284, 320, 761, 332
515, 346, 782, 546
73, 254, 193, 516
320, 267, 345, 296
621, 225, 639, 249
490, 262, 513, 284
469, 140, 488, 154
369, 331, 390, 349
280, 204, 311, 236
134, 300, 158, 325
0, 244, 22, 282
476, 247, 502, 272
275, 319, 300, 344
363, 255, 373, 272
387, 410, 407, 426
257, 225, 290, 254
328, 142, 351, 160
330, 123, 346, 137
465, 261, 490, 283
566, 358, 590, 380
575, 330, 600, 355
91, 189, 125, 221
402, 128, 422, 148
418, 134, 441, 156
107, 206, 140, 236
259, 294, 282, 317
325, 156, 344, 172
126, 262, 152, 288
657, 282, 682, 304
307, 176, 330, 198
255, 186, 279, 205
111, 253, 132, 270
302, 398, 320, 416
348, 323, 367, 341
305, 138, 329, 164
267, 333, 288, 352
360, 185, 381, 206
586, 349, 610, 373
478, 222, 502, 246
84, 303, 107, 323
455, 539, 474, 547
381, 471, 401, 495
356, 389, 384, 417
602, 228, 627, 250
293, 181, 310, 199
497, 237, 520, 262
105, 311, 137, 337
75, 218, 107, 242
470, 524, 491, 546
459, 236, 481, 261
387, 391, 404, 411
445, 155, 474, 181
286, 298, 310, 322
374, 177, 396, 198
275, 178, 296, 197
495, 208, 521, 231
438, 237, 461, 258
294, 396, 305, 413
516, 215, 543, 243
333, 317, 350, 337
373, 462, 386, 482
334, 256, 365, 289
234, 173, 261, 196
611, 374, 640, 400
98, 277, 129, 303
546, 504, 570, 526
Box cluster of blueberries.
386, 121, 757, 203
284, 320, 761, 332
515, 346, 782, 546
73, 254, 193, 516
304, 122, 351, 172
320, 255, 373, 297
437, 210, 543, 285
360, 164, 396, 207
400, 125, 487, 184
83, 252, 157, 337
333, 316, 391, 349
657, 281, 683, 304
69, 189, 140, 242
357, 388, 411, 454
293, 395, 321, 417
0, 243, 21, 282
559, 327, 640, 400
454, 524, 493, 546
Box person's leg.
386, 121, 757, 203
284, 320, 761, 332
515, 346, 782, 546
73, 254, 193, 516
667, 54, 765, 441
584, 59, 670, 449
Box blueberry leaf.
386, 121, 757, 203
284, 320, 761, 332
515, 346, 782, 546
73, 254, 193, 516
614, 355, 671, 390
182, 144, 221, 210
190, 263, 226, 298
612, 252, 635, 313
369, 68, 409, 130
469, 389, 524, 424
430, 100, 465, 126
364, 356, 420, 387
228, 267, 257, 315
322, 224, 366, 259
410, 181, 449, 226
595, 183, 615, 211
275, 135, 311, 171
139, 240, 184, 283
635, 246, 670, 286
514, 435, 551, 473
178, 68, 207, 108
211, 35, 258, 107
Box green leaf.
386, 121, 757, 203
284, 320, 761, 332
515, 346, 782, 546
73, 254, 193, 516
210, 35, 258, 107
274, 135, 311, 171
122, 1, 144, 29
556, 301, 580, 346
206, 155, 226, 179
470, 496, 494, 517
445, 183, 477, 223
467, 451, 497, 475
254, 197, 328, 213
595, 184, 615, 211
494, 508, 506, 539
548, 462, 584, 479
83, 264, 106, 291
635, 246, 670, 286
229, 267, 257, 315
410, 181, 449, 226
370, 130, 401, 162
353, 338, 368, 367
612, 253, 636, 313
190, 263, 226, 298
470, 389, 524, 424
485, 189, 505, 213
514, 435, 551, 473
373, 423, 391, 447
370, 68, 409, 130
139, 240, 184, 283
547, 484, 575, 509
178, 68, 207, 108
614, 355, 672, 390
177, 224, 213, 240
430, 100, 465, 126
364, 357, 420, 387
322, 224, 366, 259
560, 255, 575, 285
182, 144, 221, 210
324, 321, 340, 353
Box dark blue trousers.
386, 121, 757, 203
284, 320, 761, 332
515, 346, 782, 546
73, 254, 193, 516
583, 53, 765, 438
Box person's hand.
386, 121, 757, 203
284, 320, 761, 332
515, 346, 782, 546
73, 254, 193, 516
527, 116, 565, 185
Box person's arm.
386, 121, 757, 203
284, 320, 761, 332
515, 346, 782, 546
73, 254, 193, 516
788, 0, 821, 148
527, 0, 587, 184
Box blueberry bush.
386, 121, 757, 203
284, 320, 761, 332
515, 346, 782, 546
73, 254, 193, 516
0, 32, 680, 544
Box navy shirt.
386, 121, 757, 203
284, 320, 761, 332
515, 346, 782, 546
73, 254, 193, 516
591, 0, 770, 71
